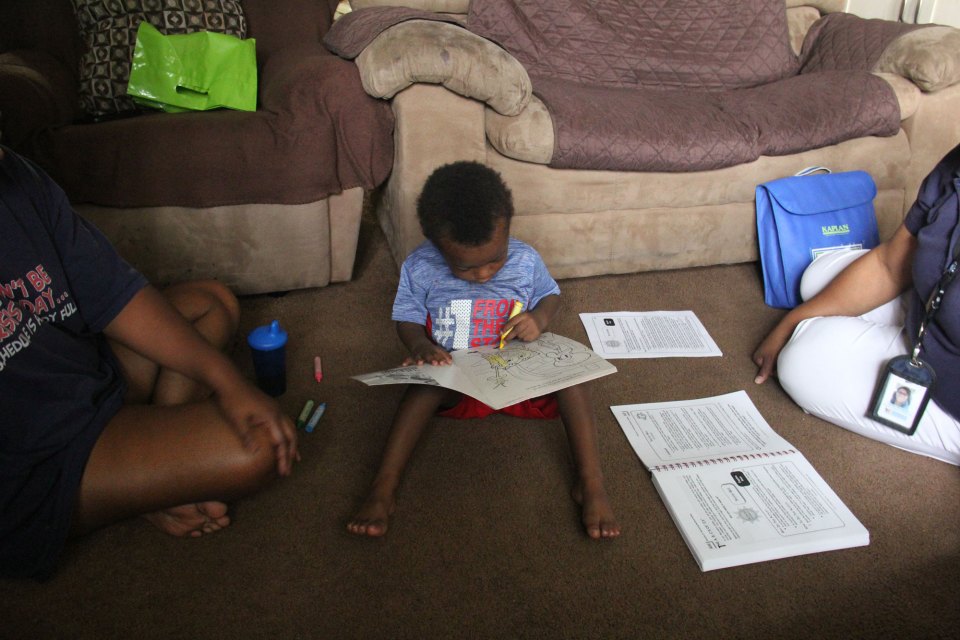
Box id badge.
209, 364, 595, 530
869, 355, 936, 435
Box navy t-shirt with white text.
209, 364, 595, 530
0, 148, 147, 579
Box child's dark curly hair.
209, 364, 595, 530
416, 161, 514, 246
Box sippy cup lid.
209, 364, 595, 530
247, 319, 288, 350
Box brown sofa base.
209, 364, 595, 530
79, 187, 364, 295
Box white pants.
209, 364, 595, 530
778, 249, 960, 465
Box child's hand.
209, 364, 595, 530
403, 341, 452, 366
396, 322, 451, 366
500, 311, 546, 344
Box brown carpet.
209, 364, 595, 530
3, 213, 959, 639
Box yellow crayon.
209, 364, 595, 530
499, 300, 524, 349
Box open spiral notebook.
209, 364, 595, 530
612, 390, 869, 572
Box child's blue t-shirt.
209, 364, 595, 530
392, 238, 560, 351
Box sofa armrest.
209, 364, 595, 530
0, 49, 78, 147
801, 13, 960, 94
874, 26, 960, 93
800, 13, 924, 73
259, 42, 370, 113
351, 20, 531, 116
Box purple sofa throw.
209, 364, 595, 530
327, 1, 904, 172
467, 0, 799, 91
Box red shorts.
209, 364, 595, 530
438, 394, 559, 420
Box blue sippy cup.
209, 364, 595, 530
247, 320, 288, 396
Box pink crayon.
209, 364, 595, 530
314, 355, 323, 383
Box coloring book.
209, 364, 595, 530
353, 333, 616, 410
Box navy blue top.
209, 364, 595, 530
903, 144, 960, 421
0, 148, 147, 579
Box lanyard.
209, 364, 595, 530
911, 237, 960, 365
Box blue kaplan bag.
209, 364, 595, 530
756, 167, 880, 309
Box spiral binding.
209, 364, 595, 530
652, 449, 797, 472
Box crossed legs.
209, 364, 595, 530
70, 280, 278, 538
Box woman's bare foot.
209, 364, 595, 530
144, 501, 231, 538
572, 478, 621, 539
347, 493, 395, 537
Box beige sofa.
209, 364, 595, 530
339, 0, 960, 278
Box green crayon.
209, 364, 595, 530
296, 399, 315, 429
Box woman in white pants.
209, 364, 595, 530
753, 147, 960, 466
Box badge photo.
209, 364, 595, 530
869, 355, 936, 435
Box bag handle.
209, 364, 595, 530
794, 166, 832, 177
176, 85, 209, 96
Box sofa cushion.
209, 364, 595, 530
526, 68, 900, 172
71, 0, 246, 117
534, 77, 760, 172
484, 69, 906, 170
466, 0, 799, 91
241, 0, 340, 64
718, 70, 901, 156
874, 26, 960, 93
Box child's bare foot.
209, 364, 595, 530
347, 493, 395, 537
572, 478, 621, 539
144, 501, 231, 538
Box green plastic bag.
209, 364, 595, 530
126, 21, 257, 113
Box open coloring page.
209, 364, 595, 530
353, 333, 616, 409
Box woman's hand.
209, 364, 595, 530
217, 380, 299, 476
752, 323, 795, 385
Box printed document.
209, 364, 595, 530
579, 311, 721, 358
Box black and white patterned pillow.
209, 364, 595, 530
71, 0, 247, 117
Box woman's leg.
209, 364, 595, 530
110, 280, 241, 405
800, 248, 905, 326
778, 316, 960, 465
72, 401, 278, 536
781, 249, 959, 463
71, 280, 276, 536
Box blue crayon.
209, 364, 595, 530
305, 402, 327, 433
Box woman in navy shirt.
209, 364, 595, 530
754, 145, 960, 465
